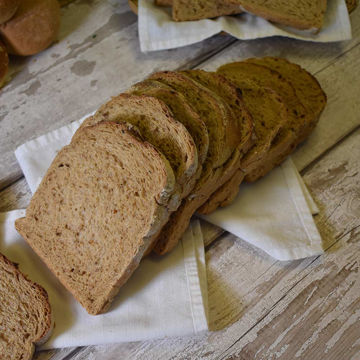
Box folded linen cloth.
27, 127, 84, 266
201, 158, 323, 260
0, 211, 208, 349
138, 0, 351, 52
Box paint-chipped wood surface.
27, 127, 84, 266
0, 1, 359, 359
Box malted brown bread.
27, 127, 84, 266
0, 0, 60, 56
217, 61, 309, 182
245, 57, 327, 141
0, 40, 8, 88
230, 0, 327, 31
15, 121, 176, 315
181, 70, 254, 215
0, 253, 52, 360
77, 93, 198, 201
199, 83, 288, 214
149, 71, 240, 168
173, 0, 242, 21
128, 79, 209, 166
0, 0, 21, 24
148, 70, 249, 255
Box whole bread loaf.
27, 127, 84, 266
0, 253, 52, 360
15, 121, 176, 315
0, 0, 60, 56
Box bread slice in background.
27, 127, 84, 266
0, 253, 52, 360
230, 0, 327, 31
181, 70, 254, 215
173, 0, 242, 21
245, 57, 327, 141
218, 61, 309, 182
148, 71, 251, 255
76, 94, 198, 202
128, 79, 209, 167
16, 121, 176, 315
199, 82, 288, 213
0, 0, 60, 56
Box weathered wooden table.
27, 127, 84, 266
1, 1, 359, 359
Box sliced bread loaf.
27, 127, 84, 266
199, 83, 288, 214
76, 94, 198, 200
0, 253, 52, 360
218, 61, 309, 182
245, 57, 327, 140
173, 0, 242, 21
232, 0, 327, 31
127, 79, 209, 166
15, 121, 176, 315
148, 71, 251, 254
148, 71, 240, 168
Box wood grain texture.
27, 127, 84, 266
0, 0, 236, 190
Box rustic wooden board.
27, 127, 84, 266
0, 0, 236, 190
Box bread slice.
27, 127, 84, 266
148, 71, 248, 254
217, 61, 309, 182
180, 70, 254, 214
15, 121, 176, 315
149, 71, 240, 168
127, 79, 209, 166
245, 57, 327, 141
199, 82, 288, 213
0, 253, 52, 360
173, 0, 242, 21
76, 94, 198, 200
231, 0, 327, 31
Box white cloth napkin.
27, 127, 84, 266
0, 211, 208, 349
138, 0, 351, 52
201, 158, 323, 260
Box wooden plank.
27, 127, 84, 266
49, 129, 360, 359
0, 0, 236, 190
219, 128, 360, 360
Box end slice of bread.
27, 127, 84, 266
15, 121, 176, 315
0, 253, 52, 360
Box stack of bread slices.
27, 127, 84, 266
15, 57, 327, 315
153, 0, 328, 32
